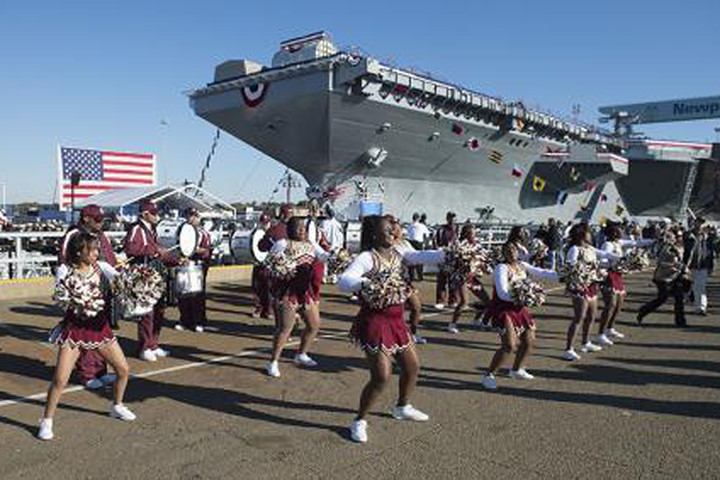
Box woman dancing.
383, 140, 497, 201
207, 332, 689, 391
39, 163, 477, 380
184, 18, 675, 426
447, 224, 490, 334
266, 217, 330, 378
596, 224, 654, 345
481, 242, 559, 390
338, 215, 444, 443
563, 224, 620, 361
38, 232, 135, 441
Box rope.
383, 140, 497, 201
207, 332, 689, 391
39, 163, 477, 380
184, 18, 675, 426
197, 129, 221, 188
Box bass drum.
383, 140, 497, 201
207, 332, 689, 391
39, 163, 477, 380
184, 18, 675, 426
230, 228, 267, 264
157, 219, 184, 249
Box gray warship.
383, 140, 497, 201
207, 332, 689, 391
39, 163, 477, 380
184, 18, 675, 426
188, 32, 718, 223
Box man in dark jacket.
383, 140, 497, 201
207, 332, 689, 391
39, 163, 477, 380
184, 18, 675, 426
434, 211, 458, 310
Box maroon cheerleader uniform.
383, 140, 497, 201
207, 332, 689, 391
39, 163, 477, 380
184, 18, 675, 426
350, 250, 412, 355
56, 267, 115, 350
487, 290, 535, 337
274, 241, 321, 307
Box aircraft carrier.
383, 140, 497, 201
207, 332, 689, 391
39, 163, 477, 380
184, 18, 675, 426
188, 32, 718, 223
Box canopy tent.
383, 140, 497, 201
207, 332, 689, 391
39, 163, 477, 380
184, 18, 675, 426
76, 183, 236, 219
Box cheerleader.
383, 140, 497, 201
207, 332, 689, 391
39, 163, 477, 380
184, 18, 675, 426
266, 217, 330, 378
481, 241, 559, 390
448, 224, 490, 334
596, 224, 654, 344
506, 226, 531, 262
388, 216, 426, 344
563, 224, 621, 361
38, 232, 135, 441
338, 215, 444, 443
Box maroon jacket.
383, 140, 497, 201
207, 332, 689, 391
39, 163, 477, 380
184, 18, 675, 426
435, 224, 458, 247
258, 222, 288, 252
124, 220, 162, 264
59, 225, 117, 267
190, 229, 213, 263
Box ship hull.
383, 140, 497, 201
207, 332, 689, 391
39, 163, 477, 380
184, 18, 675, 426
192, 58, 625, 223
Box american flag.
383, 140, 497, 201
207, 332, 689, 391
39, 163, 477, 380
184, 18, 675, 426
58, 147, 156, 207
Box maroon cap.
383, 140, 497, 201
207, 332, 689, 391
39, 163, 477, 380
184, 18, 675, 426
140, 201, 158, 215
80, 204, 105, 222
259, 212, 271, 223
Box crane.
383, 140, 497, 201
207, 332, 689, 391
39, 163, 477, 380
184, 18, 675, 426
599, 95, 720, 137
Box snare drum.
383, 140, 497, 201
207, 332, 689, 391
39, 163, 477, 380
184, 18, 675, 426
174, 262, 204, 297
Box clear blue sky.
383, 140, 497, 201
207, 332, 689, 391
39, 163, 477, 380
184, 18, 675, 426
1, 0, 718, 204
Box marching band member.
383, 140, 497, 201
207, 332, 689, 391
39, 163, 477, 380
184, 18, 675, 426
176, 208, 213, 332
563, 224, 621, 361
56, 204, 116, 390
123, 201, 175, 362
265, 216, 330, 378
251, 213, 273, 318
481, 241, 559, 390
38, 232, 135, 440
596, 224, 653, 344
338, 215, 444, 443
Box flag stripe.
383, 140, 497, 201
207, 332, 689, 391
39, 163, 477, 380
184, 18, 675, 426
103, 160, 154, 168
103, 168, 154, 176
102, 151, 154, 160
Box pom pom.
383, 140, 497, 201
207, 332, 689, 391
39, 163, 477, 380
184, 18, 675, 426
510, 276, 546, 307
112, 265, 165, 313
327, 248, 353, 276
359, 269, 411, 310
54, 271, 105, 318
443, 241, 493, 288
264, 251, 298, 281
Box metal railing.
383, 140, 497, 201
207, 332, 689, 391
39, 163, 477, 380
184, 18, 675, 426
0, 231, 125, 280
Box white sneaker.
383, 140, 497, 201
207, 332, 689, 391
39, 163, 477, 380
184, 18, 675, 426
447, 323, 460, 334
562, 349, 581, 361
37, 418, 53, 441
581, 342, 602, 353
140, 349, 157, 362
595, 334, 614, 347
349, 295, 359, 302
509, 368, 535, 380
174, 324, 185, 331
607, 328, 625, 339
350, 419, 368, 443
110, 404, 136, 421
482, 373, 497, 390
85, 378, 104, 390
266, 361, 281, 378
153, 348, 169, 358
391, 404, 429, 422
194, 326, 204, 333
413, 335, 427, 345
434, 303, 445, 311
294, 353, 318, 368
99, 374, 117, 385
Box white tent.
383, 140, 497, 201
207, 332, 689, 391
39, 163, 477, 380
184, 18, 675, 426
76, 183, 236, 219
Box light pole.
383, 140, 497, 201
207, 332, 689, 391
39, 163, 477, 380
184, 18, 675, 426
0, 182, 6, 212
160, 119, 169, 185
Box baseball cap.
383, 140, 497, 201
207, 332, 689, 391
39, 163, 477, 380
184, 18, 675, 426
140, 201, 158, 215
80, 205, 105, 222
